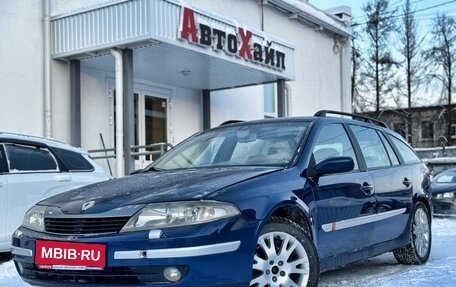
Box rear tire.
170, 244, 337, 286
250, 217, 319, 287
393, 202, 431, 264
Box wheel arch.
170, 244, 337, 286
268, 203, 313, 240
415, 195, 432, 222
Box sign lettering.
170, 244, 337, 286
178, 7, 286, 71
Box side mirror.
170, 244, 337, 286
310, 156, 354, 180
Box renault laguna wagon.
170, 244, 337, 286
11, 111, 431, 287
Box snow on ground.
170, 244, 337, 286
319, 218, 456, 287
0, 218, 455, 287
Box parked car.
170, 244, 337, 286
430, 168, 456, 216
0, 132, 111, 252
11, 111, 431, 287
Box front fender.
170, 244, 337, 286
208, 167, 315, 240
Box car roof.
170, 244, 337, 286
217, 113, 391, 131
0, 132, 87, 154
215, 111, 407, 143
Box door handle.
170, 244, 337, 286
56, 175, 72, 182
361, 182, 374, 195
403, 178, 412, 188
0, 182, 2, 187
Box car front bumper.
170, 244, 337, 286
11, 216, 259, 287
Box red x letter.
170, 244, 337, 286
238, 28, 253, 60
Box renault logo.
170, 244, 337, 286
81, 201, 96, 211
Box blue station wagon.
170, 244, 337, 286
11, 111, 432, 287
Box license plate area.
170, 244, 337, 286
35, 240, 106, 269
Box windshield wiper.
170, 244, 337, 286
146, 166, 165, 172
130, 166, 165, 175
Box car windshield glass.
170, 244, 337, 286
433, 170, 456, 183
152, 121, 311, 170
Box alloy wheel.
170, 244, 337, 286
250, 231, 310, 287
413, 207, 430, 258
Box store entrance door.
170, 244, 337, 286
134, 91, 168, 169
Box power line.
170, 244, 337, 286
352, 0, 426, 20
352, 0, 452, 22
352, 0, 456, 26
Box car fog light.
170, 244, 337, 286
163, 267, 182, 282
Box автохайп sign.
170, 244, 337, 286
179, 7, 286, 71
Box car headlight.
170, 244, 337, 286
22, 205, 46, 232
120, 201, 240, 232
435, 192, 454, 199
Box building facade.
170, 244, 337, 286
0, 0, 352, 176
362, 105, 456, 148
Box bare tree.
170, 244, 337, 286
361, 0, 398, 115
394, 0, 425, 144
351, 27, 366, 112
424, 13, 456, 142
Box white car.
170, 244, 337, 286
0, 132, 111, 252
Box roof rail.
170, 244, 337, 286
314, 110, 388, 128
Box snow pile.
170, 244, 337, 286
0, 260, 18, 286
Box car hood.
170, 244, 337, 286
430, 182, 456, 195
38, 167, 278, 214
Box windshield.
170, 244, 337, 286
433, 170, 456, 183
151, 121, 311, 170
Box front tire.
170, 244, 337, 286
250, 217, 319, 287
393, 202, 432, 264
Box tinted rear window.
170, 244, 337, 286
53, 147, 94, 171
0, 145, 8, 173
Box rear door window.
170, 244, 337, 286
5, 144, 58, 172
378, 132, 400, 166
52, 147, 94, 171
349, 125, 391, 169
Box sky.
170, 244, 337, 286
314, 0, 456, 25
311, 0, 456, 106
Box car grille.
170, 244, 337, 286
17, 262, 189, 285
44, 217, 130, 234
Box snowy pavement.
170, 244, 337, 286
319, 217, 456, 287
1, 218, 455, 286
